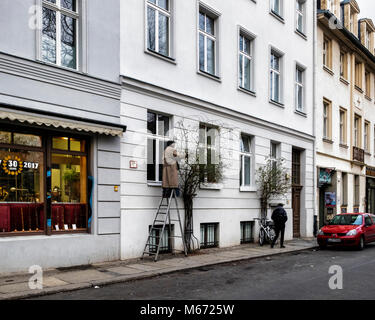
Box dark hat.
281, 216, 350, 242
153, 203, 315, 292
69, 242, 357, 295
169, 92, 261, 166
278, 203, 284, 207
167, 140, 175, 147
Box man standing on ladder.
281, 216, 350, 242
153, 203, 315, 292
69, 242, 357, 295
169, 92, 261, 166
162, 140, 180, 198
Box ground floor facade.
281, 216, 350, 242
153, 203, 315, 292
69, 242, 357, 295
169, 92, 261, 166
120, 77, 315, 260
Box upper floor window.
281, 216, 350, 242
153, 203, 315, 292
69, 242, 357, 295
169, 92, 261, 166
238, 32, 254, 92
270, 51, 282, 104
355, 59, 363, 89
323, 99, 332, 140
270, 0, 283, 18
240, 134, 254, 188
323, 37, 332, 70
199, 124, 220, 183
146, 0, 171, 57
339, 108, 347, 145
147, 111, 171, 183
41, 0, 79, 70
295, 65, 305, 112
340, 51, 348, 80
366, 30, 371, 49
365, 121, 370, 152
354, 114, 361, 148
199, 8, 218, 76
296, 0, 306, 35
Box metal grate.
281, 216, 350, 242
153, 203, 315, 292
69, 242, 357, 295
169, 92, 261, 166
200, 223, 219, 248
240, 221, 254, 244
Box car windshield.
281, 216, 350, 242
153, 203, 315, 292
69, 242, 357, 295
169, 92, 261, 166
329, 215, 363, 226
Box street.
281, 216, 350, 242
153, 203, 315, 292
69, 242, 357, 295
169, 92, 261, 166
31, 244, 375, 300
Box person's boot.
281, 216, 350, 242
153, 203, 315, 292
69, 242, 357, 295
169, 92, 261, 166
280, 245, 286, 248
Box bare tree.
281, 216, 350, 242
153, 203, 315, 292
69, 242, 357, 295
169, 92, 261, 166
256, 157, 291, 219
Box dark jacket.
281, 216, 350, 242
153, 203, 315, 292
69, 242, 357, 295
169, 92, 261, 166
271, 206, 288, 225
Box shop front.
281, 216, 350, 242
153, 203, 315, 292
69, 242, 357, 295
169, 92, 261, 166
0, 129, 90, 236
366, 167, 375, 214
318, 167, 336, 228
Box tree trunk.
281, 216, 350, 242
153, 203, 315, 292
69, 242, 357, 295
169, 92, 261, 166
183, 196, 193, 252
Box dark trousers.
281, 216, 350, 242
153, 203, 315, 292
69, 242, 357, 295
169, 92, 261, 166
272, 224, 285, 247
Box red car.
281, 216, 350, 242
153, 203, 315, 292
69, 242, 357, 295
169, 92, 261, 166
317, 213, 375, 250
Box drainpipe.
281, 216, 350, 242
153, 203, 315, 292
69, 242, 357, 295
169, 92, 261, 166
313, 0, 318, 237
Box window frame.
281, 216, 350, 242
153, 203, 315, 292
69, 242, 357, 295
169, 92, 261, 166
238, 28, 256, 94
38, 0, 81, 71
145, 0, 173, 59
240, 221, 254, 244
323, 99, 332, 140
354, 114, 362, 148
295, 0, 306, 36
146, 111, 172, 185
339, 108, 347, 145
270, 0, 283, 20
295, 64, 305, 113
269, 48, 283, 105
340, 51, 348, 80
239, 134, 255, 190
323, 36, 332, 70
200, 223, 219, 248
365, 121, 370, 153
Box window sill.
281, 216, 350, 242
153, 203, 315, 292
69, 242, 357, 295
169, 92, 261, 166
240, 186, 257, 192
238, 86, 256, 97
323, 138, 334, 144
340, 77, 349, 86
200, 183, 223, 190
295, 29, 307, 40
323, 65, 334, 76
269, 10, 285, 24
365, 151, 371, 156
269, 99, 284, 108
145, 49, 176, 65
355, 85, 363, 94
295, 110, 307, 117
197, 70, 222, 82
147, 181, 162, 187
36, 58, 83, 75
365, 95, 372, 102
339, 143, 349, 149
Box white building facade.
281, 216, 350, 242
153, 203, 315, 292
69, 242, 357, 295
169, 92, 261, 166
120, 0, 316, 259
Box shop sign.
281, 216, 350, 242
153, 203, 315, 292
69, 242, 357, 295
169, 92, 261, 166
366, 166, 375, 177
319, 168, 334, 185
325, 192, 336, 208
0, 156, 39, 176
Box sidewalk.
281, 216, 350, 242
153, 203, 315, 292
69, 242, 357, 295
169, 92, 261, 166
0, 238, 317, 300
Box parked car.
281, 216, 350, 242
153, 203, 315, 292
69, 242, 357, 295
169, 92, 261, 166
317, 213, 375, 250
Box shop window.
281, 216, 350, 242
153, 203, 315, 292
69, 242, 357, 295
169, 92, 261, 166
51, 137, 87, 232
0, 136, 45, 234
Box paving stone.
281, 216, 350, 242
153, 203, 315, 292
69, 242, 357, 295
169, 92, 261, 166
55, 270, 113, 284
126, 264, 163, 272
0, 282, 30, 294
42, 277, 69, 288
106, 266, 145, 275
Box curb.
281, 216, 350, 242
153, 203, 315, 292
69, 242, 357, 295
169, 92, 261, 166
2, 245, 318, 300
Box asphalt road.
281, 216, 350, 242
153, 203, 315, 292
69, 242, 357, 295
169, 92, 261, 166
31, 244, 375, 300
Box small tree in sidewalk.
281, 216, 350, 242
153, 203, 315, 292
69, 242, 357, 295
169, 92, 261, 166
256, 157, 291, 219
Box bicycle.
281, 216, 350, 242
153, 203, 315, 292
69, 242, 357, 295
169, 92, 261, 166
254, 218, 276, 246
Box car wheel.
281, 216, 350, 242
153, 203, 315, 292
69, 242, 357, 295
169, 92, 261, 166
259, 229, 265, 246
358, 236, 365, 251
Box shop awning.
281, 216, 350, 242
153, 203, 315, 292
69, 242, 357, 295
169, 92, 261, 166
0, 106, 126, 137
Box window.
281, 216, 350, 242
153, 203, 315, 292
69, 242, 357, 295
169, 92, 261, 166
326, 0, 335, 13
147, 111, 171, 183
296, 0, 305, 34
323, 37, 332, 69
295, 66, 304, 112
292, 149, 301, 186
350, 13, 355, 33
41, 0, 79, 69
354, 115, 361, 148
365, 121, 370, 152
238, 32, 254, 92
148, 225, 172, 253
146, 0, 171, 57
354, 175, 360, 206
339, 109, 347, 145
323, 100, 332, 140
340, 51, 348, 79
240, 134, 253, 188
366, 30, 371, 50
270, 141, 279, 171
199, 9, 217, 76
355, 60, 363, 89
199, 124, 220, 184
200, 223, 218, 248
341, 172, 348, 206
365, 71, 371, 98
240, 221, 254, 244
270, 0, 282, 18
270, 51, 282, 103
51, 137, 88, 233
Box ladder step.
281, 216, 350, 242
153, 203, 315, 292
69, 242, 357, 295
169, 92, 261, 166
143, 251, 156, 255
154, 220, 166, 223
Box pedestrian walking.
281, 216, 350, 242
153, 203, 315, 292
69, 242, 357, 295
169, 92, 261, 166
162, 140, 180, 198
271, 203, 288, 248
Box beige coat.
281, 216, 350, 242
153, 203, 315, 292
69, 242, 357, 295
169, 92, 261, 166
162, 146, 179, 188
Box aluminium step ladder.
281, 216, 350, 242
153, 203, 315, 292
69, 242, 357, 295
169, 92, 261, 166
141, 189, 188, 262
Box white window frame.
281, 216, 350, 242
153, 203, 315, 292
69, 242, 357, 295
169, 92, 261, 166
323, 38, 329, 68
199, 123, 220, 184
238, 29, 255, 93
145, 0, 172, 57
147, 111, 172, 184
339, 109, 346, 145
198, 5, 219, 77
295, 64, 305, 113
365, 121, 370, 152
240, 134, 255, 191
270, 141, 279, 167
295, 0, 305, 35
366, 29, 371, 49
323, 101, 329, 139
354, 115, 360, 148
270, 49, 283, 104
270, 0, 283, 18
39, 0, 80, 70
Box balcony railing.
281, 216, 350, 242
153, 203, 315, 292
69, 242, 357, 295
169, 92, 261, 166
353, 146, 364, 163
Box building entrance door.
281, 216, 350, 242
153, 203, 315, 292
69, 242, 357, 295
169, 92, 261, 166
292, 149, 302, 238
